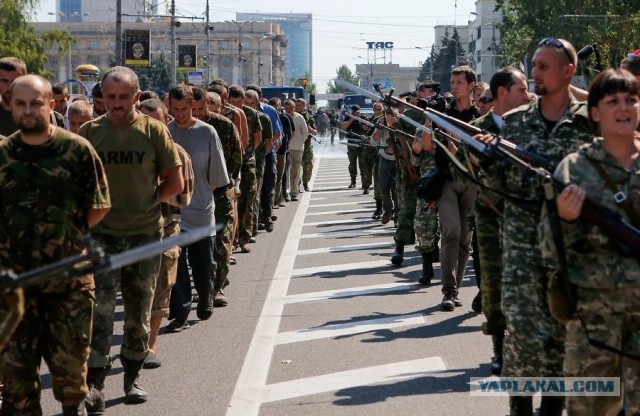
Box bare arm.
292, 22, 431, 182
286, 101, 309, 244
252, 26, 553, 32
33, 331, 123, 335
158, 166, 184, 202
87, 207, 110, 228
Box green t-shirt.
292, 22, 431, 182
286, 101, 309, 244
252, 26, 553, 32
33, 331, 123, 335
79, 113, 181, 236
0, 127, 110, 292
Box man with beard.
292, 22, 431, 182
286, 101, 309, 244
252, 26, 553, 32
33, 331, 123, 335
0, 74, 110, 415
0, 57, 27, 136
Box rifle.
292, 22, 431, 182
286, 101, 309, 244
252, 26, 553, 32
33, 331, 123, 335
337, 129, 370, 143
340, 141, 388, 150
0, 225, 216, 349
350, 114, 418, 145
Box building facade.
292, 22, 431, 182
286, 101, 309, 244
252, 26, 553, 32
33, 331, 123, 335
237, 12, 312, 84
30, 21, 288, 89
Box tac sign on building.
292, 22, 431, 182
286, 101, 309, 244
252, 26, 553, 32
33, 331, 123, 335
178, 45, 197, 71
366, 41, 394, 49
124, 30, 150, 66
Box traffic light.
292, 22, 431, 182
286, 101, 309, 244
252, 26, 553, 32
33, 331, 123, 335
299, 78, 309, 87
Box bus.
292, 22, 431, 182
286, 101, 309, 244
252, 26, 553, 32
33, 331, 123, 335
342, 93, 375, 116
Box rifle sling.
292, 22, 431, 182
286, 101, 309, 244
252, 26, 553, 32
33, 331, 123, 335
586, 157, 640, 228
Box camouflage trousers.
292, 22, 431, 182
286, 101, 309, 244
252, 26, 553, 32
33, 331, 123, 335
1, 288, 94, 413
88, 232, 162, 368
302, 139, 314, 185
474, 200, 506, 335
501, 264, 565, 378
214, 186, 234, 291
360, 147, 376, 190
394, 178, 417, 245
414, 203, 439, 253
564, 286, 640, 416
253, 156, 266, 235
238, 161, 257, 244
347, 146, 362, 183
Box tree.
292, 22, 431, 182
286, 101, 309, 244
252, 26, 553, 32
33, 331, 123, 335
0, 0, 72, 77
496, 0, 640, 81
423, 28, 466, 92
326, 65, 359, 94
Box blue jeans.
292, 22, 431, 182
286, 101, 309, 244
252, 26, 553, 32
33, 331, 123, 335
169, 231, 216, 321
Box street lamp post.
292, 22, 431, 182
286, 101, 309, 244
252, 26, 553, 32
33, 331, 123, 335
227, 20, 256, 85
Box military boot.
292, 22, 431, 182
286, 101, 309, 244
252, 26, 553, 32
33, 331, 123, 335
539, 396, 564, 416
62, 402, 87, 416
120, 356, 148, 404
418, 252, 433, 285
390, 242, 404, 266
372, 199, 382, 220
348, 178, 356, 188
490, 332, 504, 376
84, 365, 111, 415
509, 396, 533, 416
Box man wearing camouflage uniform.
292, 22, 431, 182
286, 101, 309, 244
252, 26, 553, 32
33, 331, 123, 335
296, 98, 317, 192
0, 75, 110, 416
228, 85, 262, 253
79, 67, 183, 411
470, 67, 530, 376
494, 39, 593, 415
390, 93, 425, 266
340, 105, 367, 189
192, 88, 242, 307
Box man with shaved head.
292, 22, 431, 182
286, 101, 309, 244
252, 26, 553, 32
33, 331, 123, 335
481, 38, 595, 414
0, 74, 110, 415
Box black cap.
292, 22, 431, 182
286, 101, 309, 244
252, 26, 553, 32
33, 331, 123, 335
351, 105, 360, 111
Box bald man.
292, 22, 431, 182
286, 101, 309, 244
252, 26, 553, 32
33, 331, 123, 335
0, 75, 110, 415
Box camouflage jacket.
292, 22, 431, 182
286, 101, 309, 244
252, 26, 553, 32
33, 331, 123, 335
0, 128, 110, 292
470, 110, 503, 209
500, 95, 593, 267
205, 111, 242, 184
541, 138, 640, 288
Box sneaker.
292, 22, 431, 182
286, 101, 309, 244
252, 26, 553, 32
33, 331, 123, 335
230, 256, 237, 265
258, 223, 265, 230
197, 296, 214, 320
213, 290, 229, 307
441, 293, 455, 311
291, 195, 299, 201
248, 237, 257, 243
143, 351, 162, 369
284, 196, 291, 202
279, 202, 287, 207
265, 223, 274, 233
454, 297, 463, 307
165, 319, 190, 333
271, 215, 278, 221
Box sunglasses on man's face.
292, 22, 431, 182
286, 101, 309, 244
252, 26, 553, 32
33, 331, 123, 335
478, 96, 494, 104
538, 37, 573, 64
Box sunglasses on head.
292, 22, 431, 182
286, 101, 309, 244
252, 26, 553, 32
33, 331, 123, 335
478, 96, 494, 104
538, 37, 573, 64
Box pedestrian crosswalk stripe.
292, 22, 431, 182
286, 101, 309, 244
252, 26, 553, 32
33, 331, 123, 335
307, 201, 375, 208
284, 281, 419, 303
297, 241, 394, 256
303, 218, 373, 226
259, 356, 447, 404
274, 313, 427, 345
300, 228, 394, 239
305, 208, 373, 216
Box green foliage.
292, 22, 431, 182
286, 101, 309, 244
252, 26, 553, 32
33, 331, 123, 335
326, 65, 359, 94
133, 56, 172, 93
418, 28, 466, 92
496, 0, 640, 80
0, 0, 72, 77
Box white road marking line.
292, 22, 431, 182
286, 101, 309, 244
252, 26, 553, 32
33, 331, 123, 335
307, 201, 374, 208
300, 228, 393, 239
274, 313, 427, 345
303, 218, 373, 226
226, 157, 319, 416
305, 208, 372, 216
260, 357, 447, 404
284, 282, 418, 302
297, 241, 394, 256
310, 188, 361, 193
291, 259, 394, 278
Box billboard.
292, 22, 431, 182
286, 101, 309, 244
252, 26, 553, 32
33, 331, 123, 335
124, 30, 150, 66
178, 45, 197, 71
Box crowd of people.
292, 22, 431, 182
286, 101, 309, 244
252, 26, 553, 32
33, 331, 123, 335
339, 38, 640, 416
0, 35, 639, 416
0, 56, 318, 415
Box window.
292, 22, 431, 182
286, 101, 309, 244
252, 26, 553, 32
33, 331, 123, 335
88, 42, 98, 50
222, 58, 230, 67
477, 27, 482, 39
49, 57, 58, 66
90, 57, 100, 66
220, 41, 229, 50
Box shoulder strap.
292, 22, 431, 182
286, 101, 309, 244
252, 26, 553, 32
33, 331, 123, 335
586, 157, 640, 228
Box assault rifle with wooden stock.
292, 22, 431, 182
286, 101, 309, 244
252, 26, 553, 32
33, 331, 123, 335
335, 79, 640, 259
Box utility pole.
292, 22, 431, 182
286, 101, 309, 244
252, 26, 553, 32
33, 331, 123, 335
115, 0, 122, 66
205, 0, 211, 86
170, 0, 177, 85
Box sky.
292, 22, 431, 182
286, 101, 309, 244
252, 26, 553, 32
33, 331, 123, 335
32, 0, 478, 92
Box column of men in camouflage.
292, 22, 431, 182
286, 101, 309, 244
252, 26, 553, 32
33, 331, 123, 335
0, 55, 317, 415
336, 38, 640, 416
0, 34, 639, 415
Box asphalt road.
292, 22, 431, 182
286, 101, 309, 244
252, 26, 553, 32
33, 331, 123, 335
39, 135, 521, 416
